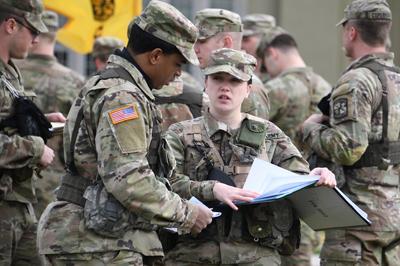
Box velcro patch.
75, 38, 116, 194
108, 104, 139, 125
333, 98, 348, 119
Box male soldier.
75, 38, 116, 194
0, 0, 65, 265
241, 13, 276, 79
126, 18, 205, 132
92, 36, 124, 72
15, 10, 85, 216
257, 27, 331, 266
258, 27, 331, 145
301, 0, 400, 264
161, 48, 336, 265
37, 1, 213, 265
194, 8, 270, 120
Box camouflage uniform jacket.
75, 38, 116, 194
241, 74, 270, 120
38, 54, 198, 256
266, 67, 330, 141
15, 54, 84, 212
153, 71, 203, 132
302, 53, 400, 232
0, 59, 44, 204
162, 110, 309, 264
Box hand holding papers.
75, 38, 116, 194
243, 158, 371, 230
243, 158, 319, 203
50, 122, 65, 136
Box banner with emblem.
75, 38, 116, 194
44, 0, 142, 54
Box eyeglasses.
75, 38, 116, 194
11, 17, 40, 39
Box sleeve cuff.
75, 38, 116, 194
301, 122, 324, 142
190, 180, 218, 201
178, 201, 199, 234
28, 136, 45, 167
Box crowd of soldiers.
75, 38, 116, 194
0, 0, 399, 265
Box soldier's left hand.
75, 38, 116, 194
46, 112, 66, 122
310, 167, 336, 188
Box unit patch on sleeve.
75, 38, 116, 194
333, 98, 348, 119
108, 104, 139, 125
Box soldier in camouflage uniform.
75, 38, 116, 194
241, 13, 276, 81
15, 10, 85, 216
257, 27, 331, 266
37, 1, 213, 265
194, 8, 270, 120
301, 0, 400, 264
161, 48, 336, 266
258, 27, 331, 146
0, 0, 66, 264
92, 36, 124, 72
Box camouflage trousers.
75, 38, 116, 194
0, 200, 41, 266
44, 251, 163, 266
164, 255, 280, 266
320, 229, 400, 265
281, 220, 322, 266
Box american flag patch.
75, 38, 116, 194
109, 104, 139, 125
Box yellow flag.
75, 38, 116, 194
44, 0, 142, 54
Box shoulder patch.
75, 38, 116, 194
333, 98, 348, 119
108, 104, 139, 125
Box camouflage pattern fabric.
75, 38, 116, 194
336, 0, 392, 26
154, 71, 203, 132
0, 0, 48, 33
15, 54, 84, 215
92, 36, 124, 59
45, 250, 163, 266
301, 53, 400, 264
37, 53, 200, 260
161, 110, 310, 265
134, 0, 198, 65
203, 48, 256, 81
194, 8, 242, 40
0, 59, 44, 266
266, 67, 331, 143
242, 13, 276, 37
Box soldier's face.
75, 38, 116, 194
195, 36, 224, 69
241, 34, 261, 57
9, 18, 39, 59
205, 72, 250, 116
153, 52, 185, 89
341, 22, 355, 59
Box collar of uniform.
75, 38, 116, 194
203, 108, 239, 138
107, 54, 155, 101
0, 59, 22, 88
277, 66, 312, 79
26, 53, 57, 63
345, 52, 395, 73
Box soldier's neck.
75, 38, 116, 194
209, 108, 243, 130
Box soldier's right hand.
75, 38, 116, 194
213, 183, 259, 211
39, 145, 55, 168
191, 204, 213, 234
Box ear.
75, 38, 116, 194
222, 35, 233, 48
349, 25, 357, 41
4, 18, 19, 34
148, 48, 163, 65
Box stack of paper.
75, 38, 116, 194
242, 158, 371, 230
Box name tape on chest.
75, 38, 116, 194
108, 104, 139, 125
